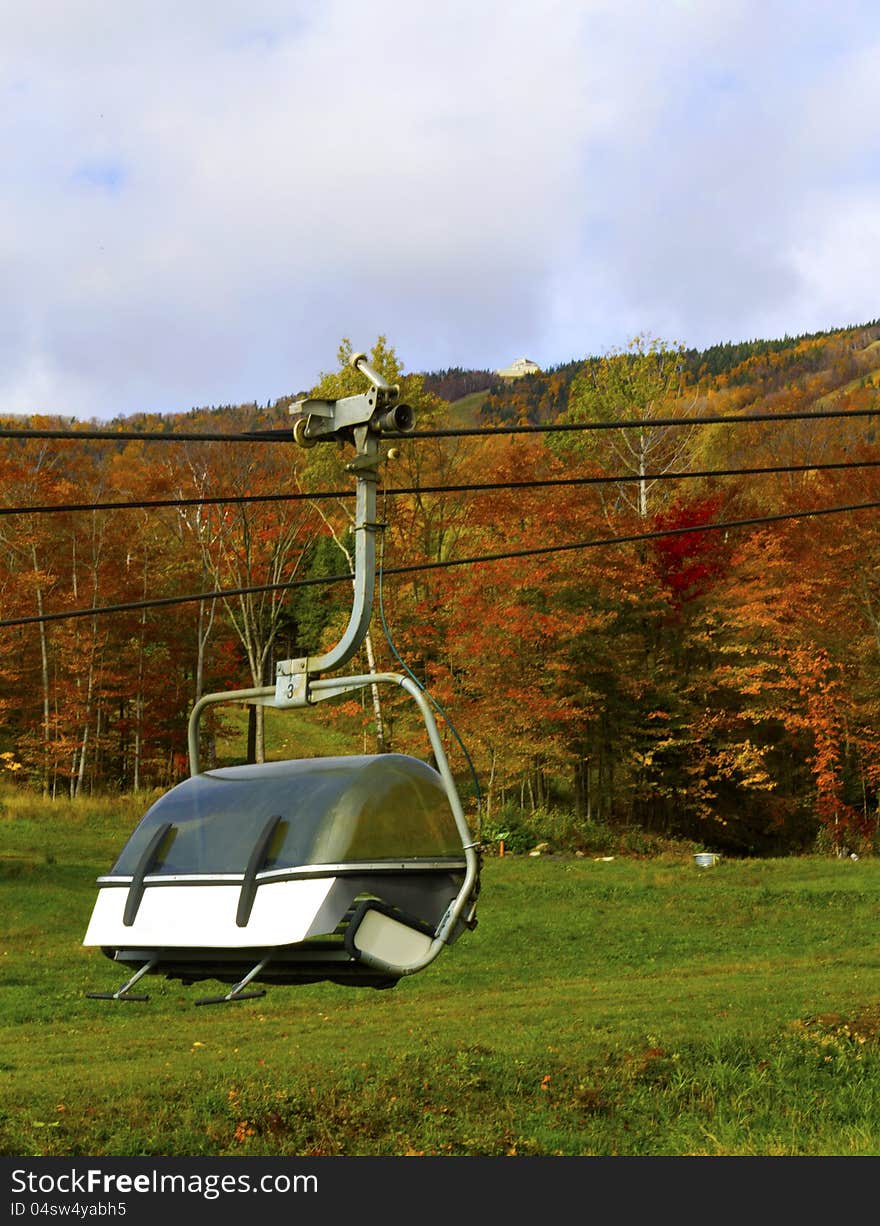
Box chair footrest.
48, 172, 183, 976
195, 989, 266, 1006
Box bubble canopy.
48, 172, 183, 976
109, 754, 466, 878
84, 675, 480, 998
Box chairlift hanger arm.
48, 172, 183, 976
187, 352, 419, 770
90, 352, 480, 1002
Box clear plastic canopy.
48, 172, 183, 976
109, 754, 465, 877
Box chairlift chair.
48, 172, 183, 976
83, 353, 480, 1004
83, 675, 479, 1003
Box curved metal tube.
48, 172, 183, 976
306, 467, 378, 676
188, 686, 272, 775
310, 671, 480, 979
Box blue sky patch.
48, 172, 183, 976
72, 160, 126, 192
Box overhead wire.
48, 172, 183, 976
403, 401, 880, 437
4, 456, 880, 518
0, 425, 296, 443
2, 398, 880, 444
0, 487, 355, 517
2, 497, 878, 629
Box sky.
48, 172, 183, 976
2, 0, 879, 421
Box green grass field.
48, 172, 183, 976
3, 781, 880, 1158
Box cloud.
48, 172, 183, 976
1, 1, 878, 419
543, 2, 880, 356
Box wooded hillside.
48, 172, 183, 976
3, 322, 880, 856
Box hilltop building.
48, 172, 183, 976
496, 357, 541, 379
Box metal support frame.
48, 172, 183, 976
195, 958, 270, 1006
86, 957, 158, 1001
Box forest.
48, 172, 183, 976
3, 322, 880, 857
